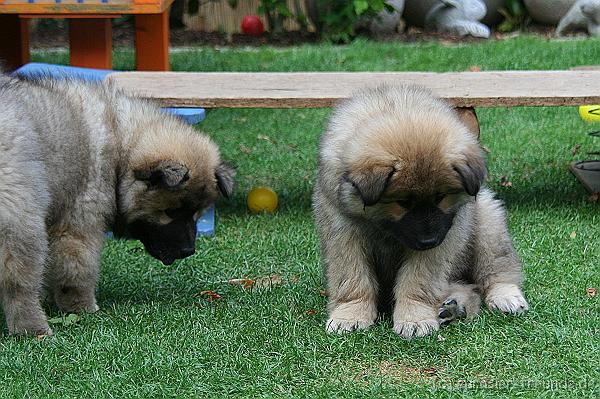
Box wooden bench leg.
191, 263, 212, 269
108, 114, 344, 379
69, 19, 113, 69
134, 11, 170, 71
0, 16, 30, 71
455, 107, 480, 139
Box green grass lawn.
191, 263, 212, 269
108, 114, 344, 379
2, 35, 599, 397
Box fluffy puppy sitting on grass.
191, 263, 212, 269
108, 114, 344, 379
313, 85, 528, 339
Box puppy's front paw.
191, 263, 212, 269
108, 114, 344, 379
486, 284, 528, 314
53, 286, 99, 314
438, 299, 467, 326
4, 300, 53, 337
393, 301, 439, 339
326, 300, 377, 333
326, 318, 374, 333
8, 315, 53, 337
393, 319, 439, 339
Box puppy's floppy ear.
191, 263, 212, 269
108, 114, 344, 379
215, 161, 236, 198
453, 150, 486, 196
455, 107, 480, 138
134, 160, 189, 190
345, 165, 394, 206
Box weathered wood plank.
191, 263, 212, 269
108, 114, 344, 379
106, 70, 600, 108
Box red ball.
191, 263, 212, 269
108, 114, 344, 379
241, 15, 264, 37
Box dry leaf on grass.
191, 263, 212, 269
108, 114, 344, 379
571, 143, 582, 155
239, 144, 253, 154
229, 278, 256, 289
305, 309, 317, 316
587, 193, 599, 203
468, 65, 481, 72
254, 275, 283, 289
586, 287, 597, 297
257, 134, 277, 144
227, 275, 284, 290
199, 290, 222, 301
570, 231, 577, 239
319, 289, 328, 297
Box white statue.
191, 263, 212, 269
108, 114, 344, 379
556, 0, 600, 36
425, 0, 491, 38
366, 0, 406, 35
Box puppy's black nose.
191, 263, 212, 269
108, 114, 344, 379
179, 247, 196, 258
415, 237, 439, 250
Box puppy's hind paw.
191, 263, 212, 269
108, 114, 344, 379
487, 294, 529, 314
438, 299, 467, 326
486, 284, 529, 315
325, 318, 374, 333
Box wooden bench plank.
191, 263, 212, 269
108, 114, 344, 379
106, 70, 600, 108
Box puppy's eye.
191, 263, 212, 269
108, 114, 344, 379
434, 194, 446, 204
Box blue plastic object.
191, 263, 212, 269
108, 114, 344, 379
196, 206, 215, 237
14, 63, 214, 237
163, 107, 206, 125
14, 62, 111, 82
13, 63, 206, 125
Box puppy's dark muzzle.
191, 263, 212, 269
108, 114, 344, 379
129, 218, 197, 265
157, 254, 176, 266
179, 246, 196, 258
379, 204, 456, 251
154, 247, 196, 265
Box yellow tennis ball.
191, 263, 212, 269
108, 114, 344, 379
247, 187, 278, 213
579, 105, 600, 122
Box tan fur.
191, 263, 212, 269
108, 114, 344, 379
313, 85, 527, 339
0, 75, 234, 336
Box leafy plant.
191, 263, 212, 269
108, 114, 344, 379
47, 314, 80, 327
292, 0, 309, 32
307, 0, 393, 43
498, 0, 530, 32
259, 0, 293, 34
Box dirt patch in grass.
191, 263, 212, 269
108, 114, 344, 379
349, 360, 442, 385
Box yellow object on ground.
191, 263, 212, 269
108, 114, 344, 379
247, 187, 278, 213
579, 105, 600, 122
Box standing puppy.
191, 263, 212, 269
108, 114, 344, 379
0, 75, 235, 336
313, 85, 527, 339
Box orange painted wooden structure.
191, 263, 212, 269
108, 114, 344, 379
0, 0, 173, 70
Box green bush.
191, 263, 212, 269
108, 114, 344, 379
498, 0, 531, 32
307, 0, 393, 42
259, 0, 293, 34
